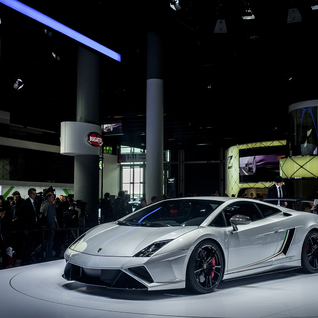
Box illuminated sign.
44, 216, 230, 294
119, 154, 146, 163
0, 0, 121, 61
103, 146, 113, 154
86, 132, 103, 147
280, 156, 318, 179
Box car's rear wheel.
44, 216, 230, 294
186, 240, 224, 293
301, 230, 318, 273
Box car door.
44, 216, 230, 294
223, 201, 285, 275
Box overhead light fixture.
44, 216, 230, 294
311, 0, 318, 10
214, 19, 227, 33
287, 8, 302, 23
13, 78, 24, 90
44, 28, 53, 37
52, 52, 60, 60
214, 1, 227, 33
241, 2, 255, 20
0, 0, 121, 62
170, 0, 181, 11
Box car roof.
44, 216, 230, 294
165, 196, 237, 202
164, 197, 281, 206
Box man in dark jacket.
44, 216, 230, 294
40, 192, 56, 261
267, 176, 286, 206
16, 188, 37, 264
112, 190, 125, 220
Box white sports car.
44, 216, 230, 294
63, 197, 318, 293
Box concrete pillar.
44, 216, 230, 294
146, 31, 164, 202
74, 46, 100, 226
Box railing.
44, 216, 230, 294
0, 226, 91, 269
261, 198, 315, 212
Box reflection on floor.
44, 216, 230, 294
1, 259, 317, 318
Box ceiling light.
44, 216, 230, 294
214, 19, 227, 33
242, 2, 255, 20
311, 0, 318, 10
0, 0, 121, 62
287, 8, 302, 23
170, 0, 181, 11
13, 78, 24, 90
52, 52, 60, 60
242, 9, 255, 20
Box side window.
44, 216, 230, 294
256, 203, 281, 218
210, 212, 226, 227
223, 202, 264, 226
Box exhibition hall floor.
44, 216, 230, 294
0, 260, 317, 318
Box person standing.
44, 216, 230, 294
16, 188, 38, 265
135, 198, 147, 211
113, 190, 125, 220
267, 176, 286, 206
101, 192, 113, 223
40, 192, 57, 261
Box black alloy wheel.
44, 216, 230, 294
186, 240, 224, 293
302, 230, 318, 273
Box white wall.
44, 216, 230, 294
100, 154, 120, 197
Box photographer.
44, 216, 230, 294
32, 192, 57, 262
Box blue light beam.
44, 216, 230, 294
0, 0, 121, 62
138, 207, 162, 223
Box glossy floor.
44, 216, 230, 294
0, 260, 317, 318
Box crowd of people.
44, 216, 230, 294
0, 188, 79, 268
100, 191, 159, 223
0, 188, 160, 269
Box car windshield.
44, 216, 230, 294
120, 199, 223, 227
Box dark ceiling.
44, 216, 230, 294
1, 0, 318, 150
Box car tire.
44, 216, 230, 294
301, 230, 318, 273
186, 240, 224, 293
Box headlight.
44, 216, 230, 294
134, 240, 172, 257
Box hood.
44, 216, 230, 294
69, 223, 195, 257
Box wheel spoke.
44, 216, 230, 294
194, 267, 204, 274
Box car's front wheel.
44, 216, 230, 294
301, 230, 318, 273
186, 240, 224, 293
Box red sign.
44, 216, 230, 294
87, 132, 103, 147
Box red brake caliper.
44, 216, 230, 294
211, 257, 216, 279
307, 243, 310, 254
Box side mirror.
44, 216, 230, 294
230, 214, 251, 231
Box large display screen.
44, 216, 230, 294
239, 146, 286, 183
101, 122, 123, 136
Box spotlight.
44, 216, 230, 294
13, 78, 24, 90
52, 52, 60, 60
241, 2, 255, 20
214, 19, 227, 33
214, 1, 227, 33
311, 0, 318, 10
287, 8, 302, 23
44, 28, 53, 37
170, 0, 181, 11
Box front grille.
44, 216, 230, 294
128, 266, 154, 283
63, 262, 148, 290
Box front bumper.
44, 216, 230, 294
63, 248, 188, 291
